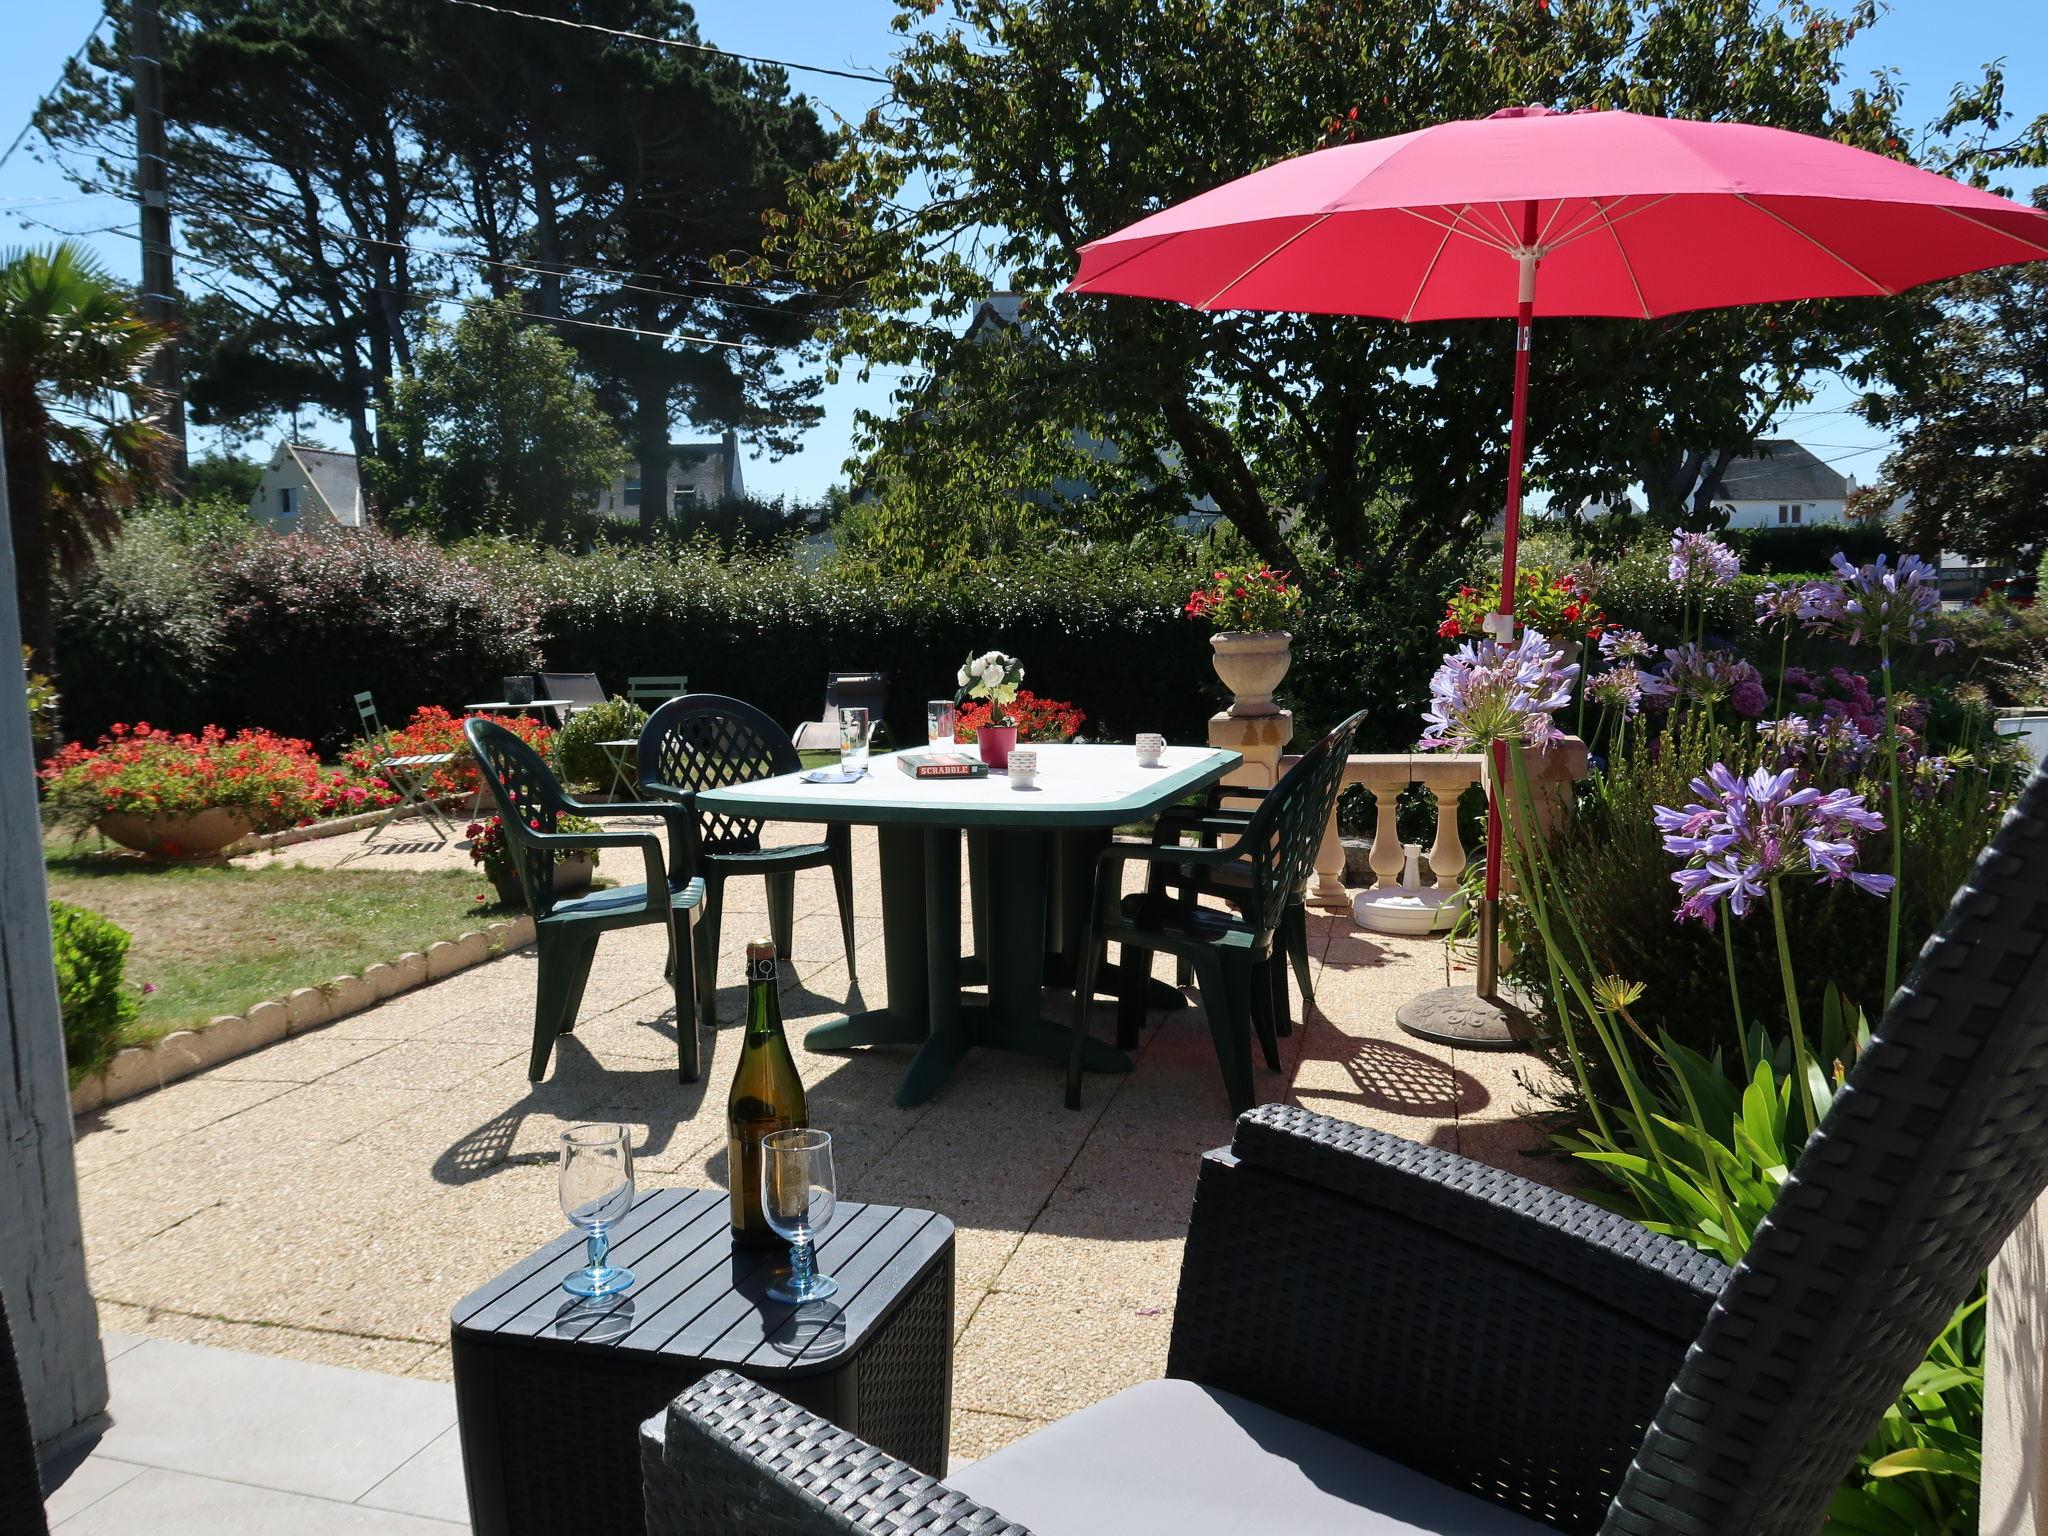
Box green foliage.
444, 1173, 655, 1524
23, 646, 58, 752
374, 299, 626, 544
1, 242, 171, 670
208, 531, 542, 751
770, 0, 1927, 574
1865, 197, 2048, 564
1289, 547, 1474, 749
55, 520, 222, 738
551, 697, 649, 789
471, 536, 1219, 744
1828, 1294, 1984, 1536
130, 494, 254, 550
1722, 522, 1903, 573
1589, 541, 1787, 650
1515, 712, 2007, 1102
183, 452, 263, 506
49, 899, 138, 1084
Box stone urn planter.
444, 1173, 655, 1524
97, 807, 254, 860
1211, 630, 1292, 718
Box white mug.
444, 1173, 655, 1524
1007, 747, 1039, 788
1135, 733, 1166, 767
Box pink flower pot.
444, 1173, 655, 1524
978, 726, 1019, 771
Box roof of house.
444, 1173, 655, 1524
1702, 439, 1848, 504
283, 444, 363, 525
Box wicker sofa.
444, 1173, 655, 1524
640, 763, 2048, 1536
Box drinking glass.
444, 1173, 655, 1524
559, 1123, 636, 1298
926, 699, 958, 747
761, 1128, 838, 1304
839, 707, 872, 775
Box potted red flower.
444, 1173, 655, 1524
1184, 564, 1303, 717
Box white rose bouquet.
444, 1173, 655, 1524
956, 650, 1024, 727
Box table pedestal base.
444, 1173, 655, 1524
805, 825, 1134, 1106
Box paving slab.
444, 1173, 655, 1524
55, 1466, 466, 1534
92, 1337, 457, 1504
76, 826, 1567, 1473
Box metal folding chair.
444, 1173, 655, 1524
352, 690, 459, 840
599, 675, 690, 800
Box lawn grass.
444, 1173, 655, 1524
44, 853, 504, 1047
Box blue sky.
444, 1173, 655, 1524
2, 0, 2043, 500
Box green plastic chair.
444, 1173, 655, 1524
1066, 710, 1367, 1114
638, 695, 858, 1031
465, 718, 708, 1083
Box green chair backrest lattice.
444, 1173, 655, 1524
1229, 709, 1367, 936
466, 717, 577, 918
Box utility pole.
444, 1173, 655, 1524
131, 0, 187, 492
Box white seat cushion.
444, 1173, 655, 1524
944, 1380, 1556, 1536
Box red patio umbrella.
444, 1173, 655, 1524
1067, 105, 2048, 1044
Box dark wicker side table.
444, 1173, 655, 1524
451, 1185, 955, 1536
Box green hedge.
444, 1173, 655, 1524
477, 539, 1222, 744
50, 900, 137, 1084
1722, 522, 1902, 574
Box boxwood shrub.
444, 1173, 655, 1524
50, 900, 138, 1084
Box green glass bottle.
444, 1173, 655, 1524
727, 938, 808, 1246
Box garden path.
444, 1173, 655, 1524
76, 828, 1566, 1468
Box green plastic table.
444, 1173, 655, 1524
694, 743, 1242, 1105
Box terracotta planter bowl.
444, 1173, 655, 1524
97, 808, 255, 860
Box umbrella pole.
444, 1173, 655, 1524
1398, 231, 1540, 1050
1477, 228, 1539, 1003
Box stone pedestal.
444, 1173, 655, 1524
1209, 708, 1293, 791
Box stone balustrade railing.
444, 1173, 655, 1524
1273, 741, 1591, 915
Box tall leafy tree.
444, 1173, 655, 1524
552, 23, 839, 529
1858, 247, 2048, 563
769, 0, 1931, 568
374, 297, 626, 542
0, 243, 169, 675
39, 0, 446, 479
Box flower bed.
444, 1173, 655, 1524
341, 704, 553, 800
954, 690, 1085, 743
41, 723, 369, 847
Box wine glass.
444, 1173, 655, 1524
761, 1128, 838, 1304
839, 708, 872, 775
559, 1123, 636, 1298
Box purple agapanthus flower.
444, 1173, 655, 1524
1654, 763, 1894, 925
1800, 552, 1950, 652
1585, 663, 1644, 717
1650, 643, 1763, 710
1419, 629, 1579, 753
1668, 531, 1741, 588
1756, 716, 1814, 766
1755, 580, 1806, 632
1598, 627, 1654, 663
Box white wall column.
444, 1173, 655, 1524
0, 430, 108, 1448
1986, 1191, 2048, 1534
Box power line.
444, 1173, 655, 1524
0, 8, 110, 174
432, 0, 892, 87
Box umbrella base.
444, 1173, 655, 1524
1396, 984, 1537, 1051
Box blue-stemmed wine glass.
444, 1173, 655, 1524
761, 1128, 837, 1304
559, 1123, 636, 1298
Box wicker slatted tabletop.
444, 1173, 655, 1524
451, 1185, 955, 1536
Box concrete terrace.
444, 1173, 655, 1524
65, 821, 1567, 1490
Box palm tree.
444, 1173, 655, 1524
0, 242, 170, 681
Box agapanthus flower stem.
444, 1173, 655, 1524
1768, 877, 1817, 1142
1720, 901, 1750, 1076
1881, 642, 1902, 1007
1773, 631, 1788, 719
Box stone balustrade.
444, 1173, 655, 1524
1281, 740, 1591, 915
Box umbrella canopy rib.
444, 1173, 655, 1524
1200, 214, 1331, 311
1734, 193, 1896, 296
